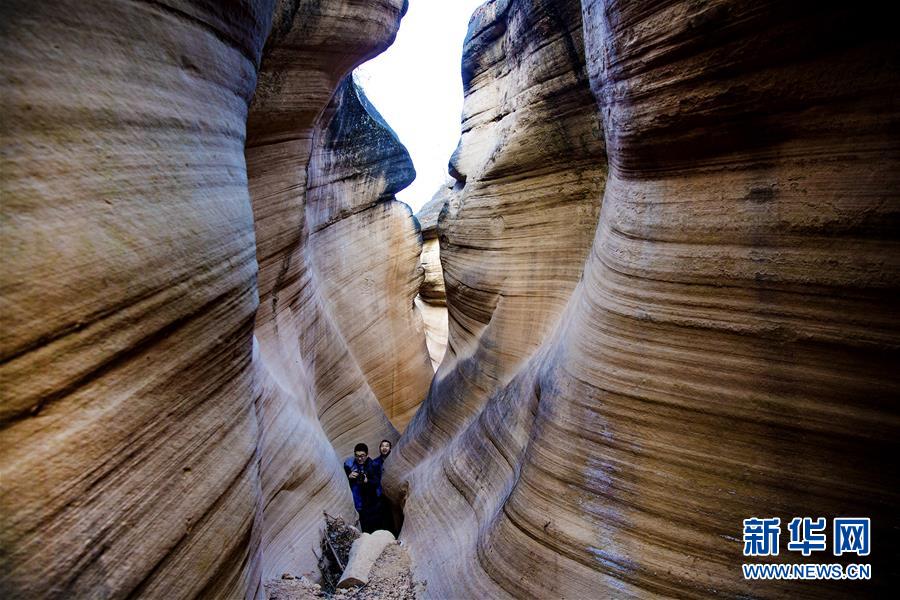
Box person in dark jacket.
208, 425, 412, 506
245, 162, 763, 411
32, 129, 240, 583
343, 443, 381, 533
369, 440, 396, 534
370, 440, 392, 487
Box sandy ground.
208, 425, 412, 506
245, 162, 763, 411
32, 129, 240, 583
265, 542, 423, 600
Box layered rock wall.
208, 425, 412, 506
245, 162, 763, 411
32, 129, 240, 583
3, 0, 898, 598
389, 0, 900, 598
220, 0, 426, 583
396, 0, 606, 463
1, 0, 424, 596
414, 188, 451, 372
307, 77, 434, 431
1, 1, 273, 596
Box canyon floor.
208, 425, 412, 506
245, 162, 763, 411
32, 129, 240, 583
266, 543, 421, 600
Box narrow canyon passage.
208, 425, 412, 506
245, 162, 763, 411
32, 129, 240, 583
1, 1, 898, 599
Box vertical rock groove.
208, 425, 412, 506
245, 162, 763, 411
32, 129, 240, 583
414, 188, 451, 373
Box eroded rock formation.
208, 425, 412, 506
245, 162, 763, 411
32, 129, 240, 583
1, 0, 423, 597
225, 0, 429, 585
306, 77, 434, 431
2, 0, 898, 598
388, 0, 900, 598
414, 188, 450, 372
2, 1, 274, 596
391, 0, 606, 463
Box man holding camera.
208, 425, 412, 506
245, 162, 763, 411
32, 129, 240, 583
343, 443, 381, 533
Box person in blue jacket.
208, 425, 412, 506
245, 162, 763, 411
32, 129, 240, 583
343, 443, 380, 532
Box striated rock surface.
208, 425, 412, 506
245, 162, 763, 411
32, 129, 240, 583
1, 1, 273, 597
412, 186, 447, 238
414, 186, 451, 371
415, 187, 450, 306
247, 0, 425, 584
415, 297, 448, 374
1, 0, 419, 597
389, 1, 900, 599
3, 0, 898, 598
394, 0, 606, 468
306, 77, 434, 431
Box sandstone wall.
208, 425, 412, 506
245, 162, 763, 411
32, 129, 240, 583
1, 1, 273, 596
395, 0, 606, 461
1, 0, 422, 597
3, 0, 898, 598
307, 77, 434, 431
388, 0, 900, 598
217, 0, 425, 584
414, 188, 451, 372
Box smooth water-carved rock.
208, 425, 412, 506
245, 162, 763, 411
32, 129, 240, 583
247, 0, 420, 583
1, 1, 273, 596
3, 0, 898, 598
415, 187, 449, 307
391, 0, 606, 475
307, 77, 434, 431
415, 296, 448, 374
1, 0, 415, 597
414, 187, 451, 372
388, 0, 900, 598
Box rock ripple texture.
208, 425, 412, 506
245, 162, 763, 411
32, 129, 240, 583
414, 186, 451, 372
1, 0, 423, 597
306, 78, 433, 431
2, 0, 899, 598
387, 0, 900, 599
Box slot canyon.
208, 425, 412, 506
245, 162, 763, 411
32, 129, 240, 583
1, 0, 898, 598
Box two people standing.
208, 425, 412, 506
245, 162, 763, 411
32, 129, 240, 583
343, 440, 394, 534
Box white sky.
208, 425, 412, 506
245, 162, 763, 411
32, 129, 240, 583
355, 0, 485, 213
